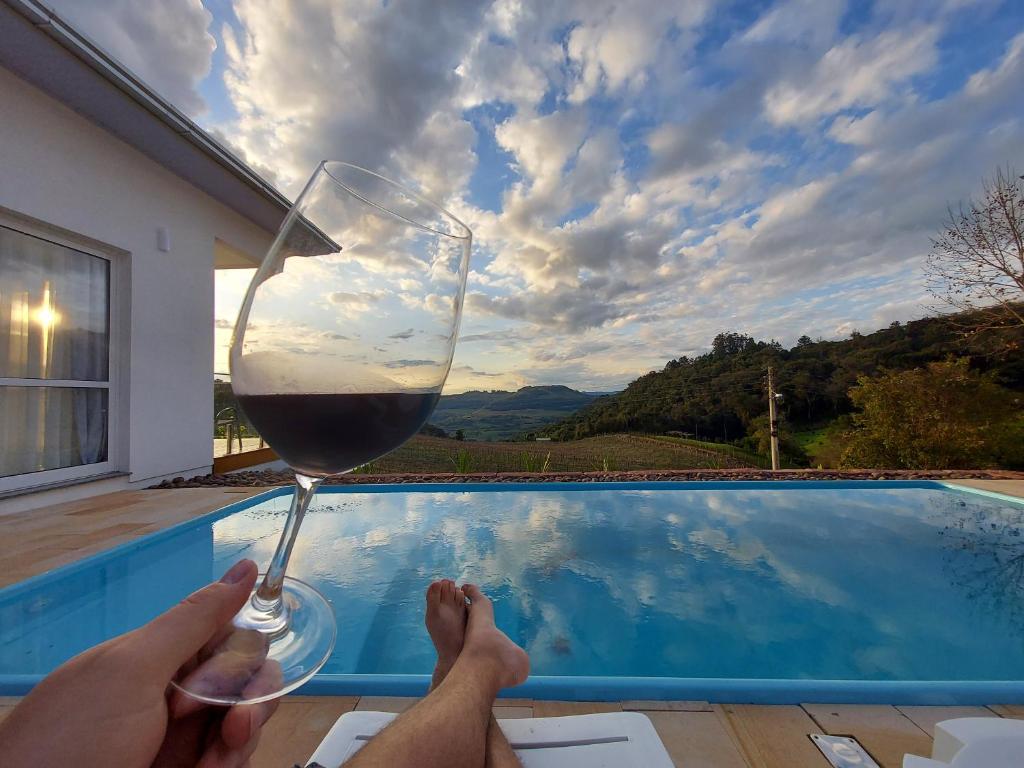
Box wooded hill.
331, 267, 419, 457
537, 313, 1024, 446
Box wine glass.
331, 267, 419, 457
173, 161, 471, 704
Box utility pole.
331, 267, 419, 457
767, 365, 780, 471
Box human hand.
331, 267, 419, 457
0, 559, 279, 768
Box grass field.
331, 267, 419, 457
356, 433, 757, 474
792, 425, 841, 468
647, 435, 773, 469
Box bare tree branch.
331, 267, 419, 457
926, 167, 1024, 337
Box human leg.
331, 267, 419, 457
344, 581, 528, 768
424, 579, 524, 768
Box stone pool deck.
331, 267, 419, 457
1, 480, 1023, 767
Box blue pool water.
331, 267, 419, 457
2, 482, 1023, 702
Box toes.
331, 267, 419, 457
461, 583, 493, 615
426, 581, 442, 606
432, 579, 468, 608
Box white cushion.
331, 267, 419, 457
904, 717, 1024, 767
933, 717, 1024, 762
307, 710, 674, 767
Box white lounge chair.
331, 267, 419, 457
903, 717, 1024, 767
305, 710, 674, 767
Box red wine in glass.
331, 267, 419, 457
236, 392, 440, 477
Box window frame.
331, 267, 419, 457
0, 212, 129, 492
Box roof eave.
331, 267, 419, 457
0, 0, 291, 234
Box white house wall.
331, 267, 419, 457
0, 67, 274, 487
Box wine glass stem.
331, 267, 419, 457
254, 473, 321, 607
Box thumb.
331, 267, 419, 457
135, 559, 259, 679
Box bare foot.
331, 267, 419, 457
424, 579, 467, 689
459, 583, 530, 691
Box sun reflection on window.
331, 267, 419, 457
31, 282, 61, 378
32, 296, 62, 331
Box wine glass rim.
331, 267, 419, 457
320, 161, 472, 241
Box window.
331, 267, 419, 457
0, 224, 114, 485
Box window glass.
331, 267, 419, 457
0, 225, 109, 381
0, 386, 108, 477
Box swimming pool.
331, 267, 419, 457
2, 481, 1023, 703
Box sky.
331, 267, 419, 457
50, 0, 1024, 393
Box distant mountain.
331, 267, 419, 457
428, 385, 604, 441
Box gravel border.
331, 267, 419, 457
152, 467, 1024, 488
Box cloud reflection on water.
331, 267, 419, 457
209, 487, 1024, 681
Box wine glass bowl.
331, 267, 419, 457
171, 162, 471, 704
233, 162, 471, 477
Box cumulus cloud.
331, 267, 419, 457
467, 289, 625, 333
764, 26, 940, 125
742, 0, 843, 47
328, 291, 380, 310
564, 0, 711, 102
217, 0, 487, 198
61, 0, 1024, 391
496, 110, 587, 184
47, 0, 215, 114
383, 359, 437, 369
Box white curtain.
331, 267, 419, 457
0, 226, 109, 477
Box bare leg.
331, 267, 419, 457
423, 580, 524, 768
485, 712, 522, 768
345, 581, 528, 768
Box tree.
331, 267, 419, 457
926, 168, 1024, 332
745, 413, 809, 467
840, 359, 1023, 470
419, 423, 449, 438
711, 332, 757, 357
454, 429, 465, 441
539, 313, 1024, 444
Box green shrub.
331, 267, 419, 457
449, 449, 474, 473
840, 359, 1022, 469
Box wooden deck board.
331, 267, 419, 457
251, 695, 358, 768
354, 696, 420, 713
623, 699, 712, 712
716, 704, 824, 768
532, 700, 623, 717
989, 704, 1024, 718
644, 710, 749, 768
895, 705, 996, 736
802, 704, 932, 768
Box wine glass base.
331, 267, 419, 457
171, 576, 336, 705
